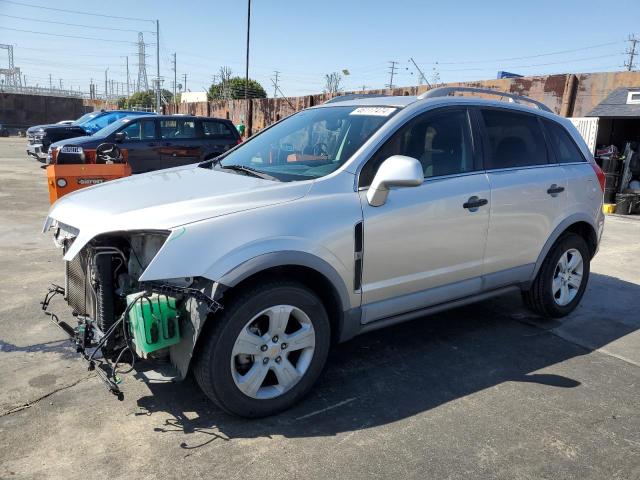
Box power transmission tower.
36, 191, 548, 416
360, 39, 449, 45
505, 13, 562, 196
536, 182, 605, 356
386, 60, 398, 90
136, 32, 149, 92
625, 34, 639, 71
0, 44, 21, 87
272, 70, 280, 98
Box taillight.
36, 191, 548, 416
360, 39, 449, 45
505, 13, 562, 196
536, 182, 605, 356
237, 137, 243, 145
591, 162, 605, 192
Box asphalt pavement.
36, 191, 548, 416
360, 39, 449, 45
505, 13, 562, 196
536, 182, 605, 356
0, 137, 638, 480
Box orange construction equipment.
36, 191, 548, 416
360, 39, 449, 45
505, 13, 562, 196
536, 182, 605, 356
46, 145, 131, 204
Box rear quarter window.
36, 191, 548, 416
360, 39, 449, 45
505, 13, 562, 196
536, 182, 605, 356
202, 120, 235, 138
481, 109, 548, 169
543, 119, 586, 163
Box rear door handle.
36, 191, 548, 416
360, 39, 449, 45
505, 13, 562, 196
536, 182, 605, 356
463, 196, 488, 210
547, 184, 565, 196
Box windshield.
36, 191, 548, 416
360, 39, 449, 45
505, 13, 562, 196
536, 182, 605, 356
212, 105, 397, 181
82, 111, 138, 134
74, 112, 101, 126
92, 117, 135, 138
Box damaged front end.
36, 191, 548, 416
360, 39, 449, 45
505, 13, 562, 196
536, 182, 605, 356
41, 223, 221, 398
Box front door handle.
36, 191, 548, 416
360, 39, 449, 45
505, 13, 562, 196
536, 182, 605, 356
547, 184, 565, 196
463, 196, 488, 211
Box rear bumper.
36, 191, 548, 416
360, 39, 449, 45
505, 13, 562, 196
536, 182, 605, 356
27, 144, 47, 160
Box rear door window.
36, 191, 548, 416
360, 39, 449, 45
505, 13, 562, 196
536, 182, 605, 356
202, 120, 235, 138
160, 119, 197, 139
543, 119, 586, 163
480, 109, 548, 169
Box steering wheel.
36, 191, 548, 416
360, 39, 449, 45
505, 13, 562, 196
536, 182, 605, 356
312, 142, 329, 157
96, 143, 123, 164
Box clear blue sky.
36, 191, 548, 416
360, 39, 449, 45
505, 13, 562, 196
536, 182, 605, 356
1, 0, 639, 97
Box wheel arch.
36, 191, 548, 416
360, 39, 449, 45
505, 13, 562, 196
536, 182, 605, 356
531, 214, 598, 281
216, 251, 354, 344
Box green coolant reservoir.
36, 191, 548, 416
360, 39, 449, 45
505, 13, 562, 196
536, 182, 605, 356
127, 293, 180, 357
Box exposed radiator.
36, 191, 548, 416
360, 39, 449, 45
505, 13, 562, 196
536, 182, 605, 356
65, 248, 92, 317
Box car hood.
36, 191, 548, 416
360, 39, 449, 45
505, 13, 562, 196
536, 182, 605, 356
45, 164, 312, 260
27, 123, 86, 134
49, 135, 100, 149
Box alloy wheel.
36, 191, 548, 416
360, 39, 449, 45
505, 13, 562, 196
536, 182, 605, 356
552, 248, 584, 306
230, 305, 316, 399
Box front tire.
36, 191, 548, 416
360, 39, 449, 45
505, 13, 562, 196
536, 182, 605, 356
194, 280, 330, 418
523, 233, 591, 318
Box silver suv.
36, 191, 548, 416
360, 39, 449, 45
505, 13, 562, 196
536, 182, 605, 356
44, 87, 605, 417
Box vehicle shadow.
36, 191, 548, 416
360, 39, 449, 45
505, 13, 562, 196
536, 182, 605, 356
135, 273, 639, 449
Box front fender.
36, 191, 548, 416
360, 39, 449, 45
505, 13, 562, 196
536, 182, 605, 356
216, 249, 352, 313
139, 202, 361, 311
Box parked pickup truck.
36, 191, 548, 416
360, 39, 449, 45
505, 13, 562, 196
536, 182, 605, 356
26, 110, 155, 161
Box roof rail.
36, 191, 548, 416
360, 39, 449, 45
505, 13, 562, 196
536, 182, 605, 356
418, 87, 552, 113
324, 93, 389, 104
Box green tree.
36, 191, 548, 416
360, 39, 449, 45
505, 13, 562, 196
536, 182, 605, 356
117, 89, 174, 110
208, 77, 266, 100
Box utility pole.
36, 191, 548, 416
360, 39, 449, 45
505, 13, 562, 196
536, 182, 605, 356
49, 73, 52, 91
125, 56, 130, 97
155, 19, 161, 112
272, 70, 280, 98
245, 0, 251, 132
408, 57, 431, 87
387, 60, 398, 90
104, 68, 108, 100
172, 52, 177, 104
59, 78, 62, 90
182, 73, 187, 92
625, 34, 639, 71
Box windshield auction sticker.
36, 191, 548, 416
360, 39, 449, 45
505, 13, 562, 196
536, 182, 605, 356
350, 107, 396, 116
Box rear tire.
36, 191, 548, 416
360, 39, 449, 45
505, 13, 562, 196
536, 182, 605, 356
194, 280, 331, 418
522, 233, 590, 318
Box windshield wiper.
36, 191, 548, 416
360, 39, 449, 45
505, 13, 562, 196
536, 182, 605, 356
219, 164, 279, 181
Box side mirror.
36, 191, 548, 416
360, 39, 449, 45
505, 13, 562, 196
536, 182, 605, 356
366, 155, 423, 207
113, 131, 125, 143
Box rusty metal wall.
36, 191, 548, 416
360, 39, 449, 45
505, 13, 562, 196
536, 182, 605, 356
164, 71, 640, 134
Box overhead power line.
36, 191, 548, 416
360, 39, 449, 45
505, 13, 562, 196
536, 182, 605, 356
0, 13, 155, 34
0, 26, 153, 45
0, 0, 153, 22
427, 40, 624, 65
438, 53, 622, 72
